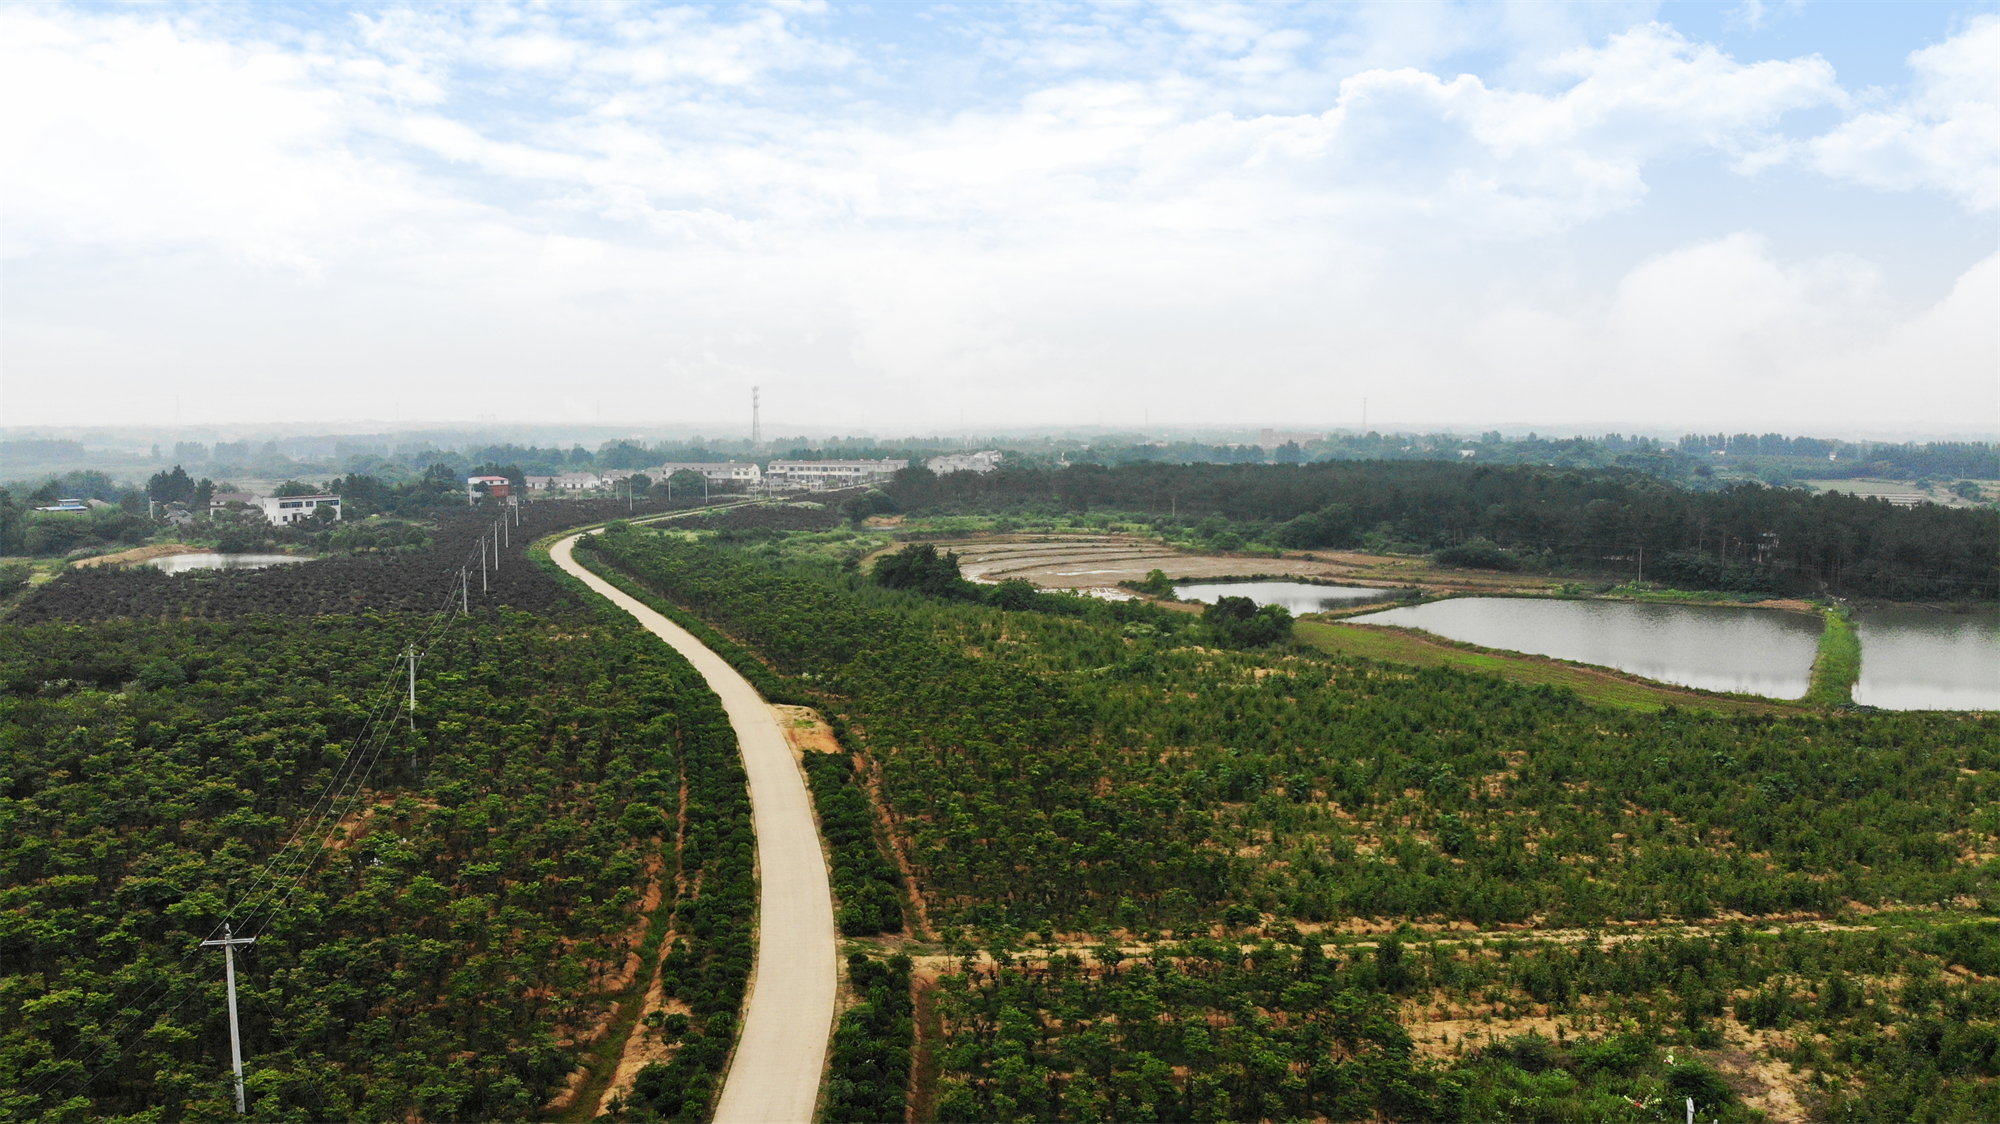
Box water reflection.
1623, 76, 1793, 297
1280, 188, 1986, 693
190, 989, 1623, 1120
1351, 597, 1823, 699
1852, 609, 2000, 711
1175, 581, 1401, 615
148, 553, 312, 574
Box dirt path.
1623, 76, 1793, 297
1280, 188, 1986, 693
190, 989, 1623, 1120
553, 532, 836, 1124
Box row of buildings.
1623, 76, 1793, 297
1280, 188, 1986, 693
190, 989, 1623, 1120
516, 452, 1003, 494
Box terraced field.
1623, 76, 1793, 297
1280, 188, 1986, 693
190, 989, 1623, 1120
898, 533, 1563, 597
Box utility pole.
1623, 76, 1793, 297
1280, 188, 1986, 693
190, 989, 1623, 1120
406, 643, 417, 730
481, 538, 488, 593
199, 925, 256, 1115
460, 568, 468, 613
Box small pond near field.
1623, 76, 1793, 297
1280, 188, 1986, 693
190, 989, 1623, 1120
1349, 597, 1824, 699
1852, 609, 2000, 711
1175, 581, 1402, 615
148, 553, 313, 574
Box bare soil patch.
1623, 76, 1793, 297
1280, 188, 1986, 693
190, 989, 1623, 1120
771, 704, 842, 755
69, 542, 209, 568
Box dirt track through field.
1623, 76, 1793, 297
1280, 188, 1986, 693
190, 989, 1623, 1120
553, 532, 835, 1123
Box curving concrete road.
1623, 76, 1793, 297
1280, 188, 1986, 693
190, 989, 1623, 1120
552, 532, 835, 1124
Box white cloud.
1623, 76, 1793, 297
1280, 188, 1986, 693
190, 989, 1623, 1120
0, 3, 1991, 433
1727, 0, 1805, 34
1810, 15, 2000, 210
1442, 239, 1996, 430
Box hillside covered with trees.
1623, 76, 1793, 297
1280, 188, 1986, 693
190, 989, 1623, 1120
580, 525, 2000, 1121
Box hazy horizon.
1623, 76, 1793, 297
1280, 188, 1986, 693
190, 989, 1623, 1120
3, 2, 1995, 434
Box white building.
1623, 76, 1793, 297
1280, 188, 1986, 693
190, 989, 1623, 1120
764, 458, 904, 490
551, 472, 604, 492
650, 461, 763, 485
257, 494, 342, 525
926, 450, 1003, 476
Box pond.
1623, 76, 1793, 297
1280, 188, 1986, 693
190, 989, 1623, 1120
1852, 609, 2000, 711
1349, 597, 1824, 699
1174, 580, 1402, 615
148, 553, 314, 574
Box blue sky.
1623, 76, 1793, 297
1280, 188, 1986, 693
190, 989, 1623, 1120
2, 2, 1994, 437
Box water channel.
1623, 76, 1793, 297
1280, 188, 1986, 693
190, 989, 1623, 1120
147, 553, 313, 574
1851, 609, 2000, 711
1175, 580, 1401, 615
1348, 597, 1825, 699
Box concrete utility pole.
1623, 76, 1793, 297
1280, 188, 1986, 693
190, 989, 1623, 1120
461, 568, 468, 613
406, 643, 417, 730
481, 537, 488, 593
199, 925, 257, 1115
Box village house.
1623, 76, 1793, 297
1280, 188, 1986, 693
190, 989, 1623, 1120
256, 494, 342, 526
925, 450, 1002, 476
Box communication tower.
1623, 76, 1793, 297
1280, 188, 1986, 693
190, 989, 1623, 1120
751, 386, 761, 448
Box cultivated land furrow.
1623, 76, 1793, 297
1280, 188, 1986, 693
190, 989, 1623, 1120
552, 532, 836, 1124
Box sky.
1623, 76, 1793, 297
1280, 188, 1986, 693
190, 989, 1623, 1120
2, 1, 1995, 439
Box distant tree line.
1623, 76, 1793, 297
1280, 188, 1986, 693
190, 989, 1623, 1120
882, 461, 2000, 600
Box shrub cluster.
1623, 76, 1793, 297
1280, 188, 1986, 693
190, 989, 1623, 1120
1201, 594, 1294, 647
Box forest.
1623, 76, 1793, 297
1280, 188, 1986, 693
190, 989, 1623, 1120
579, 526, 2000, 1121
876, 460, 2000, 601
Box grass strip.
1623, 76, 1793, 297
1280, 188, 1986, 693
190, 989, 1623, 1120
1806, 606, 1862, 706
